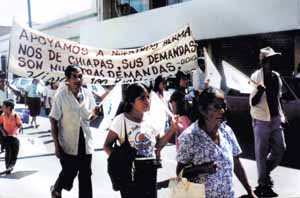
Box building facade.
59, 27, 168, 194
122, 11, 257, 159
1, 0, 300, 79
84, 0, 300, 78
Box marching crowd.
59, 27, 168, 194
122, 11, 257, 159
0, 47, 289, 198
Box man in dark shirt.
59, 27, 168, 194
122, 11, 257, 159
250, 47, 286, 198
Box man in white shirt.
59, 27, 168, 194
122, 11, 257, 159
250, 47, 286, 198
49, 65, 100, 198
192, 58, 206, 92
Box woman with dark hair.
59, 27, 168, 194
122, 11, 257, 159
153, 75, 170, 104
153, 75, 168, 96
176, 87, 255, 198
169, 91, 191, 151
153, 75, 171, 130
103, 83, 178, 198
26, 79, 42, 128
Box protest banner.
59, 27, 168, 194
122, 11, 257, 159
8, 21, 198, 85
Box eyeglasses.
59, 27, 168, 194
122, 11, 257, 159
71, 73, 83, 80
209, 102, 227, 111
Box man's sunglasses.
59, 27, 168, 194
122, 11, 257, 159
72, 73, 83, 79
212, 102, 227, 111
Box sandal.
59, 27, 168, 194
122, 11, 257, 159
50, 186, 61, 198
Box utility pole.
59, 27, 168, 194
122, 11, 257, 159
27, 0, 32, 27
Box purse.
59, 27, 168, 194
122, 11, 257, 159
168, 168, 205, 198
107, 119, 137, 191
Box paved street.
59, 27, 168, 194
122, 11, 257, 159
0, 104, 300, 198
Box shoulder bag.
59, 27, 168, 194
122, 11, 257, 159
107, 119, 137, 191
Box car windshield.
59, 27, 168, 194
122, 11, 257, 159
20, 79, 31, 86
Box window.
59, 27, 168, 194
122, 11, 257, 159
120, 0, 149, 13
168, 0, 181, 5
152, 0, 185, 9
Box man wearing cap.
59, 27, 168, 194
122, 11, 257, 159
249, 47, 286, 197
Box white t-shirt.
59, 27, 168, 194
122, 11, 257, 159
192, 67, 206, 90
110, 113, 159, 158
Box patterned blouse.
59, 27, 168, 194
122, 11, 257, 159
176, 121, 242, 198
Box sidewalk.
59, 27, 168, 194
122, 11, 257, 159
0, 104, 300, 197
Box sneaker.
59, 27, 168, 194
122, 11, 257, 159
50, 185, 61, 198
254, 185, 278, 197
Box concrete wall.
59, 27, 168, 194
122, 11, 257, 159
80, 0, 300, 49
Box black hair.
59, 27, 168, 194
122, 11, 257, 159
175, 71, 189, 88
192, 87, 225, 126
3, 99, 14, 110
153, 75, 166, 92
122, 83, 148, 113
170, 90, 190, 117
64, 65, 81, 79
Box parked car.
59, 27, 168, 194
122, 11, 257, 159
10, 77, 45, 103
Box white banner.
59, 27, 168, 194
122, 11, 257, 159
8, 21, 198, 85
148, 91, 169, 135
204, 47, 221, 89
222, 60, 254, 94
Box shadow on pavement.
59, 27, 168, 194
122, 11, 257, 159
38, 134, 52, 138
0, 170, 38, 179
43, 140, 53, 144
26, 131, 51, 135
0, 153, 55, 161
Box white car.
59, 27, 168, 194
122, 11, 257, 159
10, 77, 45, 103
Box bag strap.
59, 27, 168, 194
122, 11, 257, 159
178, 164, 193, 178
123, 119, 129, 144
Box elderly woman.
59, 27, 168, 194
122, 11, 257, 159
104, 83, 178, 198
176, 87, 255, 198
